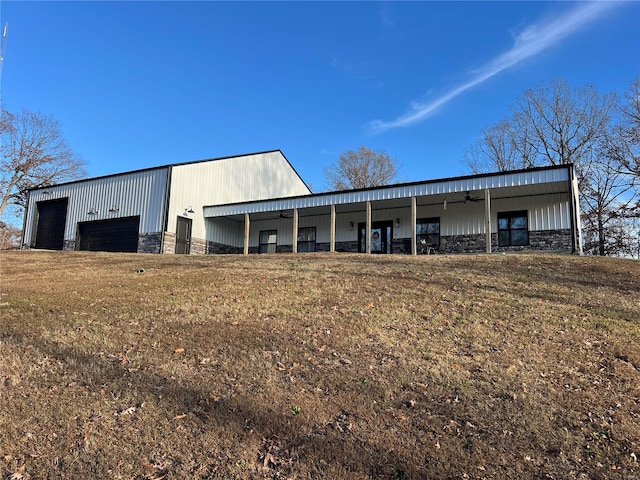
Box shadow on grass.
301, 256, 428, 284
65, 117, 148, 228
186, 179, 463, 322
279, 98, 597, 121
1, 326, 427, 479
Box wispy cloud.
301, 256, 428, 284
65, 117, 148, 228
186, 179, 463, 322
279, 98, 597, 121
369, 2, 621, 134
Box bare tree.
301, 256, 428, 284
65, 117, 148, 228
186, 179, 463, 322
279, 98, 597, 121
604, 79, 640, 188
466, 79, 615, 173
0, 109, 85, 221
516, 79, 615, 166
465, 118, 537, 173
618, 78, 640, 177
324, 146, 399, 190
0, 220, 21, 250
465, 78, 637, 256
579, 154, 634, 256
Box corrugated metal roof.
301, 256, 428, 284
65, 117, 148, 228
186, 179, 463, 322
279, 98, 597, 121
204, 164, 572, 218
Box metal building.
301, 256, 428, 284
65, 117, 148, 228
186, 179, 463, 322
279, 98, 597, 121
22, 152, 582, 255
22, 150, 311, 254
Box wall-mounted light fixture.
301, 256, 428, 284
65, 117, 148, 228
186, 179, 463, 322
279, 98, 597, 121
443, 199, 447, 211
88, 208, 99, 215
42, 190, 52, 195
395, 218, 400, 227
183, 205, 195, 216
349, 221, 354, 231
108, 205, 119, 213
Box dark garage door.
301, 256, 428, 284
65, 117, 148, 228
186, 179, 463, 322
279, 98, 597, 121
78, 216, 140, 252
35, 198, 69, 250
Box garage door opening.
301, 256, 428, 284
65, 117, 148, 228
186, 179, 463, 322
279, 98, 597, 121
34, 198, 69, 250
78, 216, 140, 252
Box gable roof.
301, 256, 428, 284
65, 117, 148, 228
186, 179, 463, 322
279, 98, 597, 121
28, 149, 309, 192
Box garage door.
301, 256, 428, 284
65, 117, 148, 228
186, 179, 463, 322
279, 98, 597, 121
78, 216, 140, 252
34, 198, 69, 250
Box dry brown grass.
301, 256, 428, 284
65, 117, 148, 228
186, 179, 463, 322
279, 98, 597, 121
0, 251, 639, 480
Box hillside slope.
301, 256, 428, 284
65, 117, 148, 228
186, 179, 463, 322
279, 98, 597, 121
1, 251, 639, 479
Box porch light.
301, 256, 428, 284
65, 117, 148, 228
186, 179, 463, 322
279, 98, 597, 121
88, 208, 98, 215
395, 218, 400, 227
349, 221, 354, 231
108, 205, 119, 213
184, 206, 195, 216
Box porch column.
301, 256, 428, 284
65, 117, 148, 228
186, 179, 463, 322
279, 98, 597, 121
484, 189, 491, 253
292, 208, 299, 254
366, 201, 372, 254
411, 196, 417, 255
244, 213, 250, 255
330, 204, 336, 253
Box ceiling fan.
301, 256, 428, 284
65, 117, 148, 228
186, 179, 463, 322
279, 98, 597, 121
463, 191, 481, 203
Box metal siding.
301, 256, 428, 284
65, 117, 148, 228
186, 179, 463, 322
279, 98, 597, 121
492, 194, 569, 231
249, 219, 290, 247
206, 218, 244, 247
298, 215, 329, 242
24, 169, 169, 245
440, 202, 484, 236
169, 151, 311, 240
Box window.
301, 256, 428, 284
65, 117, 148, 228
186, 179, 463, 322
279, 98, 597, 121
259, 230, 277, 253
297, 227, 316, 252
417, 217, 440, 251
498, 211, 529, 246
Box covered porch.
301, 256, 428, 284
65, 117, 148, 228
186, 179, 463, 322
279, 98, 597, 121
202, 165, 581, 256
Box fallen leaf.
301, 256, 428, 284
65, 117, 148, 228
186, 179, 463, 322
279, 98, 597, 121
9, 465, 25, 480
174, 348, 184, 354
263, 452, 275, 467
174, 414, 187, 420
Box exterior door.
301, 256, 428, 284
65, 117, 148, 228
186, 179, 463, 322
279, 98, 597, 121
175, 216, 192, 254
34, 198, 69, 250
358, 221, 393, 254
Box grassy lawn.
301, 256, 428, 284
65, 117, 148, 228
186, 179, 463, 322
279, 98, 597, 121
1, 251, 639, 479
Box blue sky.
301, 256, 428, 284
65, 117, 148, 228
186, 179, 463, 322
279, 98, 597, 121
1, 1, 639, 192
